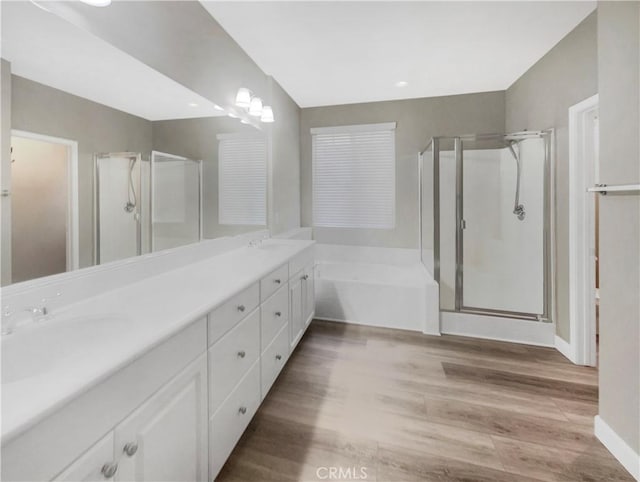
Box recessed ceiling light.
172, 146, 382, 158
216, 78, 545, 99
240, 119, 251, 125
79, 0, 112, 6
227, 112, 239, 119
213, 104, 224, 111
188, 102, 198, 107
395, 81, 409, 88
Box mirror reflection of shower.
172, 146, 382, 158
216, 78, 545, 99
95, 152, 143, 265
506, 139, 526, 221
124, 157, 138, 215
94, 151, 203, 266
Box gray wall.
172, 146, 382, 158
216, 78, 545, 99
505, 12, 598, 342
300, 91, 505, 248
597, 1, 640, 456
269, 77, 301, 235
11, 75, 153, 268
1, 59, 12, 285
151, 117, 262, 240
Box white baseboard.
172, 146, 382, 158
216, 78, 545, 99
594, 415, 640, 480
554, 335, 577, 363
440, 312, 555, 347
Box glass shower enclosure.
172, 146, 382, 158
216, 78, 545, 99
94, 151, 202, 265
420, 131, 553, 321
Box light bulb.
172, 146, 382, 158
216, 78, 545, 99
235, 88, 252, 108
260, 106, 274, 123
249, 97, 263, 117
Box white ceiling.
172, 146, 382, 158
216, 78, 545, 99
202, 1, 596, 108
2, 1, 224, 121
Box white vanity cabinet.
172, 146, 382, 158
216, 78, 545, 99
53, 433, 116, 482
3, 242, 315, 482
113, 354, 208, 482
289, 263, 315, 351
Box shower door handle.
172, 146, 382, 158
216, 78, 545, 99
460, 219, 467, 230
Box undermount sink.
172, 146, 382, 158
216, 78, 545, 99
2, 313, 131, 384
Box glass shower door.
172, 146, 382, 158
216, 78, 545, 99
460, 135, 548, 317
151, 151, 202, 252
95, 152, 142, 264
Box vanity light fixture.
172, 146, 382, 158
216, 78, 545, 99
235, 88, 252, 108
260, 106, 275, 123
234, 88, 273, 123
248, 97, 263, 117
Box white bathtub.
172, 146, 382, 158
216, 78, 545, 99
314, 245, 440, 334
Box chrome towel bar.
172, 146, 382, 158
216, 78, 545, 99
588, 183, 640, 195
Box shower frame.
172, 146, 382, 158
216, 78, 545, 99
419, 130, 555, 322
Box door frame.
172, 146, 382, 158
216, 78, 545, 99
568, 93, 599, 366
10, 129, 80, 272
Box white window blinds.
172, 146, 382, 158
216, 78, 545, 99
312, 122, 396, 229
218, 133, 267, 225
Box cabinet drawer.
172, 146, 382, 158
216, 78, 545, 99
260, 285, 289, 351
208, 283, 259, 345
260, 264, 289, 302
261, 324, 290, 400
209, 309, 260, 413
209, 361, 261, 479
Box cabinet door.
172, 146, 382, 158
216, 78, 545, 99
289, 278, 303, 350
114, 354, 207, 482
303, 264, 315, 327
53, 432, 116, 481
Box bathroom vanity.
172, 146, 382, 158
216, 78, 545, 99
1, 238, 315, 481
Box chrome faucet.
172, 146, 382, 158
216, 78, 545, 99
24, 306, 49, 321
248, 234, 270, 248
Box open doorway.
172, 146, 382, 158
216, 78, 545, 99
10, 130, 79, 283
568, 94, 599, 367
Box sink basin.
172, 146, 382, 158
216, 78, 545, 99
2, 313, 131, 384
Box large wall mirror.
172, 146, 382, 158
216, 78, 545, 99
1, 1, 269, 286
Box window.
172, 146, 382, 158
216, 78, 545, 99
217, 133, 267, 225
312, 122, 396, 229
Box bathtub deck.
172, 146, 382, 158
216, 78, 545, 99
217, 320, 632, 482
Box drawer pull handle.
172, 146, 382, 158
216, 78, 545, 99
238, 406, 247, 415
274, 279, 281, 284
123, 442, 138, 457
275, 311, 282, 317
301, 274, 309, 281
237, 305, 246, 312
237, 350, 246, 358
276, 354, 282, 361
101, 462, 118, 479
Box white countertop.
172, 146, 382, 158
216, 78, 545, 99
1, 239, 314, 443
